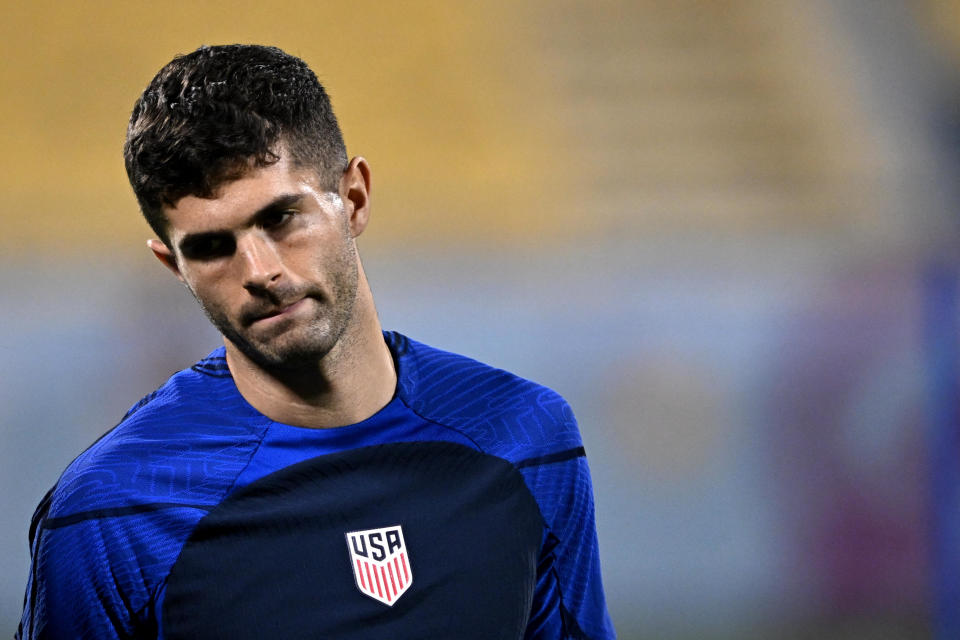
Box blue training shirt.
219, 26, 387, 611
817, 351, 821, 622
18, 331, 615, 639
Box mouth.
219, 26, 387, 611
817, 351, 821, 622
247, 297, 311, 325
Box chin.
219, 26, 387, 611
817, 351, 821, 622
242, 329, 344, 371
217, 309, 352, 371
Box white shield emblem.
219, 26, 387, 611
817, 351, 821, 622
345, 524, 413, 606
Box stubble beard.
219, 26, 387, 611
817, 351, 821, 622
194, 239, 360, 374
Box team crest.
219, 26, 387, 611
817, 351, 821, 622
345, 525, 412, 606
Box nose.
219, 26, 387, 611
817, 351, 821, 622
237, 232, 282, 292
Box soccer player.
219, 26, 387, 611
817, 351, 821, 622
17, 44, 615, 639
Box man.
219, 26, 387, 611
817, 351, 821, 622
17, 44, 615, 639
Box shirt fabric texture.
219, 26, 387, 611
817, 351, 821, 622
18, 331, 615, 639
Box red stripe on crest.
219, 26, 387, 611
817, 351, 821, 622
388, 562, 398, 596
401, 552, 410, 582
380, 566, 391, 601
356, 559, 366, 589
365, 562, 375, 595
393, 557, 403, 587
374, 564, 384, 598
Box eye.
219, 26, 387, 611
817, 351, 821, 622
181, 234, 236, 260
260, 209, 295, 230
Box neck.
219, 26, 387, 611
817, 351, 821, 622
223, 266, 397, 428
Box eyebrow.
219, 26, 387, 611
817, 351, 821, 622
177, 193, 305, 255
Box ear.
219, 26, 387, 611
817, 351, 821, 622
339, 156, 372, 238
147, 238, 185, 282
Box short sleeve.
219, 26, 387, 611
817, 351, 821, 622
520, 447, 616, 638
16, 489, 150, 640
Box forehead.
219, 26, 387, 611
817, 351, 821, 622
163, 155, 326, 237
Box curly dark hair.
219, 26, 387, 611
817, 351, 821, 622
123, 44, 348, 245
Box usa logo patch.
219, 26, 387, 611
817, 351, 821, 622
345, 525, 412, 606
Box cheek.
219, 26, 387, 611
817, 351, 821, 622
186, 272, 235, 312
294, 227, 351, 271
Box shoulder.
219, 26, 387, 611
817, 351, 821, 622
387, 331, 583, 463
46, 349, 267, 521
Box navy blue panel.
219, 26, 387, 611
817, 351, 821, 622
162, 441, 544, 639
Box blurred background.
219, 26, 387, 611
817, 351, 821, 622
3, 0, 960, 637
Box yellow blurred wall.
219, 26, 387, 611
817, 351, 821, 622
5, 0, 944, 258
0, 1, 575, 255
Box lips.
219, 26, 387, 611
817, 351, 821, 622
244, 297, 310, 325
